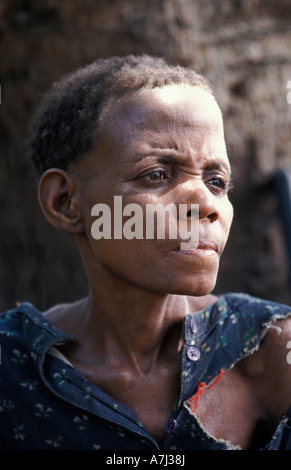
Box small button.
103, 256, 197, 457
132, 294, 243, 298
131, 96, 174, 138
190, 318, 196, 334
187, 346, 200, 361
165, 418, 177, 433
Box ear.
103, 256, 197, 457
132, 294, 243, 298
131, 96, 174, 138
37, 169, 85, 234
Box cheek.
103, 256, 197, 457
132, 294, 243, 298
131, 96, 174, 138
79, 182, 115, 238
222, 199, 234, 237
87, 237, 176, 292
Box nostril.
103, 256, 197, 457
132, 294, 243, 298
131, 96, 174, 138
207, 212, 219, 222
187, 207, 199, 218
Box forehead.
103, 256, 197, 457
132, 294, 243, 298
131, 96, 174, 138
100, 84, 224, 144
142, 85, 222, 124
77, 84, 229, 183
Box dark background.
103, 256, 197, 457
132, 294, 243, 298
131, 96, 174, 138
1, 0, 291, 312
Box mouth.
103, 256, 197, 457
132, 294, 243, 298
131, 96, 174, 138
172, 241, 219, 257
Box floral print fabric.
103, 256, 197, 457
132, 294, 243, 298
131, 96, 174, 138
0, 293, 291, 450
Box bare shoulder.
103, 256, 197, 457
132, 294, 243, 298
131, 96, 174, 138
239, 315, 291, 422
263, 316, 291, 348
258, 316, 291, 370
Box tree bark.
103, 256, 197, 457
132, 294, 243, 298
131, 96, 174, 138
1, 0, 291, 310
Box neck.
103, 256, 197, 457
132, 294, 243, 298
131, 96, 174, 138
82, 279, 188, 373
70, 238, 215, 373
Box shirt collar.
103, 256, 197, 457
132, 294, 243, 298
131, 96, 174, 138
16, 302, 73, 371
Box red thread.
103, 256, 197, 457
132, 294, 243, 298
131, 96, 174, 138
189, 369, 224, 414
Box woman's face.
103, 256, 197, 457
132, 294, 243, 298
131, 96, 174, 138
75, 84, 234, 296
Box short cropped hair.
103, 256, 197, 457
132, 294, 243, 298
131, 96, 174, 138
30, 55, 213, 174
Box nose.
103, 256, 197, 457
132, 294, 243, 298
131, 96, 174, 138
195, 188, 219, 222
182, 180, 220, 223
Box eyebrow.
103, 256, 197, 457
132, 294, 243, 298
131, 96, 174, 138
204, 159, 232, 179
130, 152, 232, 179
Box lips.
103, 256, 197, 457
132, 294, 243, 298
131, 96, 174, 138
172, 239, 220, 256
196, 241, 218, 252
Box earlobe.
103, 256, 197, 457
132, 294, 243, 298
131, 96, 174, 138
38, 169, 85, 234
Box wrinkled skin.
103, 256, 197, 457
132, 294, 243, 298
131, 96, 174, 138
38, 85, 291, 449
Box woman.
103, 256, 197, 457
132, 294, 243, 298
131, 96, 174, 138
1, 55, 291, 450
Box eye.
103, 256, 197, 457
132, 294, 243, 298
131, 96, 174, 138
138, 169, 172, 186
207, 175, 232, 194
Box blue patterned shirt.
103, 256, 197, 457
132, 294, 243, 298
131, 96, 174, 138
0, 293, 291, 450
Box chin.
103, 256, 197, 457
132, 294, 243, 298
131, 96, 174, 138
163, 273, 218, 297
179, 283, 216, 298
